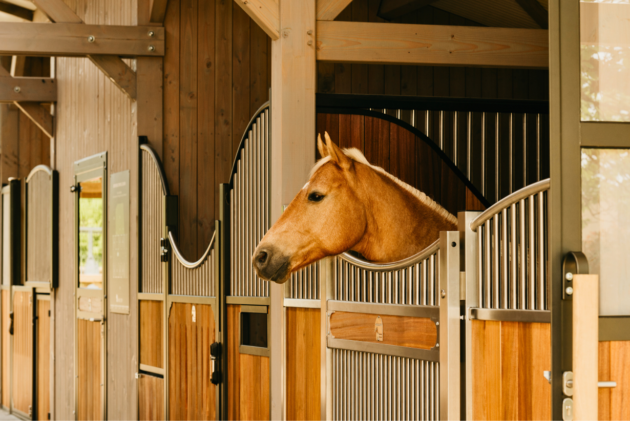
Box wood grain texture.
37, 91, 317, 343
168, 303, 215, 420
286, 307, 321, 421
317, 0, 353, 21
317, 21, 549, 69
1, 291, 9, 408
329, 311, 437, 349
31, 0, 83, 23
471, 320, 551, 420
140, 300, 163, 369
13, 102, 53, 139
138, 374, 164, 420
37, 298, 50, 421
233, 0, 279, 40
0, 77, 56, 103
13, 291, 32, 415
599, 341, 630, 420
77, 319, 101, 421
87, 55, 136, 100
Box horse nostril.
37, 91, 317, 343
257, 251, 268, 265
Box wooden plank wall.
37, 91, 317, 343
139, 374, 164, 421
471, 320, 551, 420
227, 305, 270, 421
317, 113, 486, 215
286, 307, 320, 421
599, 341, 630, 420
317, 2, 549, 102
37, 298, 51, 421
168, 303, 216, 420
1, 290, 8, 409
27, 171, 52, 284
163, 0, 271, 261
54, 1, 139, 419
12, 291, 32, 416
139, 300, 163, 369
77, 319, 101, 421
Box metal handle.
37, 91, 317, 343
598, 381, 616, 388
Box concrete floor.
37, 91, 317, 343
0, 409, 20, 421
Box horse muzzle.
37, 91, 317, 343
252, 246, 292, 284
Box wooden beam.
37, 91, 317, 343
515, 0, 548, 29
377, 0, 436, 21
10, 55, 25, 76
317, 0, 352, 21
233, 0, 279, 40
13, 101, 53, 138
316, 21, 549, 69
0, 104, 19, 184
0, 1, 33, 21
0, 76, 56, 102
88, 55, 137, 100
0, 22, 165, 57
149, 0, 169, 24
31, 0, 82, 23
136, 57, 163, 157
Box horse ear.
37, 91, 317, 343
317, 134, 329, 159
325, 132, 352, 170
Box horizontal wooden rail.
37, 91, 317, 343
316, 21, 548, 69
0, 76, 56, 102
0, 22, 165, 57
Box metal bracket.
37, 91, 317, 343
562, 252, 589, 301
563, 370, 616, 398
327, 310, 335, 338
160, 237, 169, 262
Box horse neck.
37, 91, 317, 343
351, 166, 453, 262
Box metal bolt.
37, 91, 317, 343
441, 289, 446, 298
565, 272, 574, 281
435, 321, 439, 326
70, 185, 77, 193
566, 286, 574, 296
148, 45, 155, 52
307, 30, 313, 35
88, 35, 95, 43
13, 86, 20, 93
307, 40, 313, 46
460, 315, 464, 320
282, 30, 289, 38
435, 343, 440, 348
148, 30, 155, 37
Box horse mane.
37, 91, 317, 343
311, 148, 458, 226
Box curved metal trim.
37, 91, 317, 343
229, 101, 270, 186
140, 144, 170, 196
470, 178, 550, 232
168, 230, 215, 269
338, 239, 440, 271
25, 165, 53, 182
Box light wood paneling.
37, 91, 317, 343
140, 300, 163, 369
77, 319, 101, 421
13, 291, 32, 415
138, 374, 164, 421
599, 341, 630, 420
286, 307, 320, 421
329, 311, 437, 350
472, 320, 551, 420
168, 303, 215, 420
140, 150, 164, 294
227, 304, 270, 421
27, 170, 52, 284
2, 290, 9, 408
37, 298, 50, 421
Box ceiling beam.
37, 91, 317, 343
0, 75, 56, 102
316, 21, 549, 69
31, 0, 82, 23
0, 22, 165, 57
14, 101, 53, 138
317, 0, 353, 21
377, 0, 437, 21
233, 0, 279, 40
515, 0, 548, 29
0, 1, 33, 21
88, 55, 136, 100
150, 0, 169, 24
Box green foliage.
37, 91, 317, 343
79, 197, 103, 268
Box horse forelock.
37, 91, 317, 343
309, 147, 458, 226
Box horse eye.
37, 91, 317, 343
308, 192, 325, 202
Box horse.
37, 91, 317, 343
252, 132, 458, 284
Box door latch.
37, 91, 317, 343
8, 311, 13, 335
160, 238, 169, 262
210, 342, 222, 385
562, 398, 574, 421
562, 252, 589, 300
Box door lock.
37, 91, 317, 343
563, 370, 617, 398
210, 342, 222, 385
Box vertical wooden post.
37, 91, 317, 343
573, 274, 599, 420
270, 0, 316, 418
0, 104, 19, 185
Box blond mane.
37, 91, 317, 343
311, 148, 458, 226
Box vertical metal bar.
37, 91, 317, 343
519, 198, 526, 309
501, 209, 508, 309
493, 215, 500, 309
510, 204, 517, 310
481, 112, 486, 197
439, 110, 444, 150
495, 112, 500, 202
529, 196, 535, 310
425, 110, 430, 137
453, 111, 458, 167
523, 113, 527, 187
536, 114, 541, 181
467, 112, 472, 180
509, 113, 513, 194
484, 220, 492, 309
429, 255, 435, 306
538, 192, 545, 310
478, 225, 484, 308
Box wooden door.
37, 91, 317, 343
77, 319, 102, 421
1, 289, 10, 410
13, 289, 33, 418
36, 296, 50, 421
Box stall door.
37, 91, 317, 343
12, 288, 33, 419
36, 296, 50, 421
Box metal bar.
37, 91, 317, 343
538, 192, 545, 310
528, 196, 535, 310
439, 110, 444, 150
510, 204, 517, 310
501, 209, 508, 309
509, 113, 513, 194
467, 111, 472, 180
493, 215, 499, 309
519, 199, 526, 310
481, 112, 486, 197
453, 111, 458, 167
495, 112, 500, 202
484, 220, 491, 309
523, 113, 527, 187
536, 113, 541, 181
470, 307, 551, 323
328, 301, 439, 318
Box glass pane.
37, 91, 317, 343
580, 0, 630, 122
79, 177, 103, 289
582, 148, 630, 315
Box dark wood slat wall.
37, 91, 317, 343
163, 0, 271, 261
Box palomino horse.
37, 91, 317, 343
253, 133, 458, 283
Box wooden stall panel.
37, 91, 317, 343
27, 170, 52, 284
77, 319, 102, 421
139, 374, 164, 421
329, 311, 437, 350
13, 291, 32, 416
2, 290, 9, 408
37, 299, 50, 421
599, 341, 630, 420
286, 307, 320, 421
140, 300, 163, 369
227, 305, 270, 421
472, 320, 551, 420
168, 303, 215, 420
